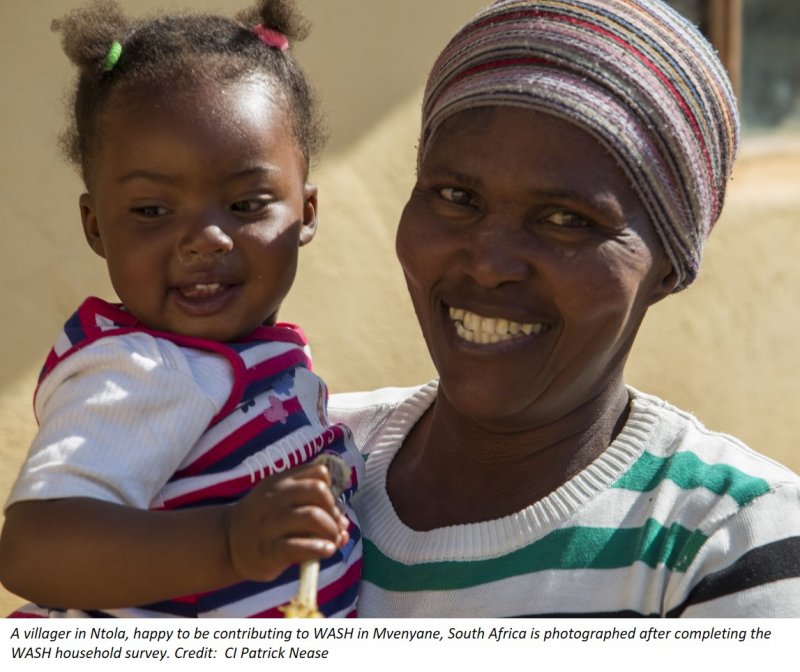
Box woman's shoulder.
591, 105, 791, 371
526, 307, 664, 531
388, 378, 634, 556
626, 386, 799, 487
329, 382, 431, 409
329, 381, 438, 455
625, 389, 800, 616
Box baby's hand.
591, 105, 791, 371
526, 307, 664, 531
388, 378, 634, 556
223, 463, 350, 583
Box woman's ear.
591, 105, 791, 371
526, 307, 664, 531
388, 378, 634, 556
648, 255, 679, 306
299, 183, 318, 247
79, 193, 106, 259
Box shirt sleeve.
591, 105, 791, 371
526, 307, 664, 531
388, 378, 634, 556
5, 333, 233, 510
672, 482, 800, 617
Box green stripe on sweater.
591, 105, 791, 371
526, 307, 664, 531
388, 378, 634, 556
613, 451, 770, 506
362, 519, 706, 591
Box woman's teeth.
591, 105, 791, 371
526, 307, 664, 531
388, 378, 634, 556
449, 307, 543, 344
180, 283, 224, 298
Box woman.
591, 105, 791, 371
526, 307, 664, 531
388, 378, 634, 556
332, 0, 800, 617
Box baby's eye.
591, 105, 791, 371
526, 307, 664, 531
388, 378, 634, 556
231, 198, 269, 214
132, 205, 168, 218
438, 187, 474, 206
542, 210, 589, 228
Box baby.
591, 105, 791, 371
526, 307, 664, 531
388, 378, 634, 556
0, 0, 363, 618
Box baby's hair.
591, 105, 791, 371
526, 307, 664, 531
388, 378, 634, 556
53, 0, 325, 184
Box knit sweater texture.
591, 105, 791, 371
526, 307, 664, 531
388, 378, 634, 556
330, 381, 800, 617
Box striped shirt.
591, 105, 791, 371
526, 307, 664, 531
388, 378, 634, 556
8, 297, 363, 618
330, 381, 800, 617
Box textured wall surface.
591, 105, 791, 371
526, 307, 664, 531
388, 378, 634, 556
1, 0, 797, 615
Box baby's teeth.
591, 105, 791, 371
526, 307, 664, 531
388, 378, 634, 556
182, 283, 223, 298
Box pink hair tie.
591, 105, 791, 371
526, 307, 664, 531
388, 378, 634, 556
253, 24, 289, 51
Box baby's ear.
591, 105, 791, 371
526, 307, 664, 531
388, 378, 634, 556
299, 183, 318, 247
79, 193, 106, 259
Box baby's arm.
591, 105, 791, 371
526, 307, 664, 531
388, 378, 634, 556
0, 462, 349, 609
0, 334, 346, 609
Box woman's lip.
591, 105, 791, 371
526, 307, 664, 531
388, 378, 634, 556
170, 282, 241, 317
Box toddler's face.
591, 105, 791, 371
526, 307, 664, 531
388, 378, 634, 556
79, 77, 316, 341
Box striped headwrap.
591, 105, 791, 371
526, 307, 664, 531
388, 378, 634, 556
419, 0, 740, 290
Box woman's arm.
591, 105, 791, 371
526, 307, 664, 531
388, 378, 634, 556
671, 482, 800, 617
0, 462, 348, 610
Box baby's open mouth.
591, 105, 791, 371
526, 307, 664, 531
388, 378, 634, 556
178, 282, 228, 299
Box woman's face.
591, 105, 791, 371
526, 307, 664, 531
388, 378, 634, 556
396, 107, 676, 431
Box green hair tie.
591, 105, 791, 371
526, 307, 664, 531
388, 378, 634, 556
103, 40, 122, 72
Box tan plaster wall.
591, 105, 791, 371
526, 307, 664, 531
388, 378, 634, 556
0, 0, 797, 615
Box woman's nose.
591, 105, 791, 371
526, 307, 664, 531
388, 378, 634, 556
461, 220, 532, 288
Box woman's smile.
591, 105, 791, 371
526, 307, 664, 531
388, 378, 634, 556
396, 106, 676, 428
448, 306, 547, 345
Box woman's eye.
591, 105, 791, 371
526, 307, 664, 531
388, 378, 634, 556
542, 210, 589, 228
438, 187, 473, 206
231, 199, 269, 214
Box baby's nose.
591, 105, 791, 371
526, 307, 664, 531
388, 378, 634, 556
179, 221, 234, 262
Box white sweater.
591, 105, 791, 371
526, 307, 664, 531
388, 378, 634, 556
330, 381, 800, 617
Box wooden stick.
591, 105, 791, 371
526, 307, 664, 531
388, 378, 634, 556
280, 454, 350, 618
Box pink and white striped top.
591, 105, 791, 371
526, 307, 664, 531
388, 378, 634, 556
11, 297, 363, 618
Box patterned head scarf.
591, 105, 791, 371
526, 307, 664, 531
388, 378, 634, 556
419, 0, 740, 290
